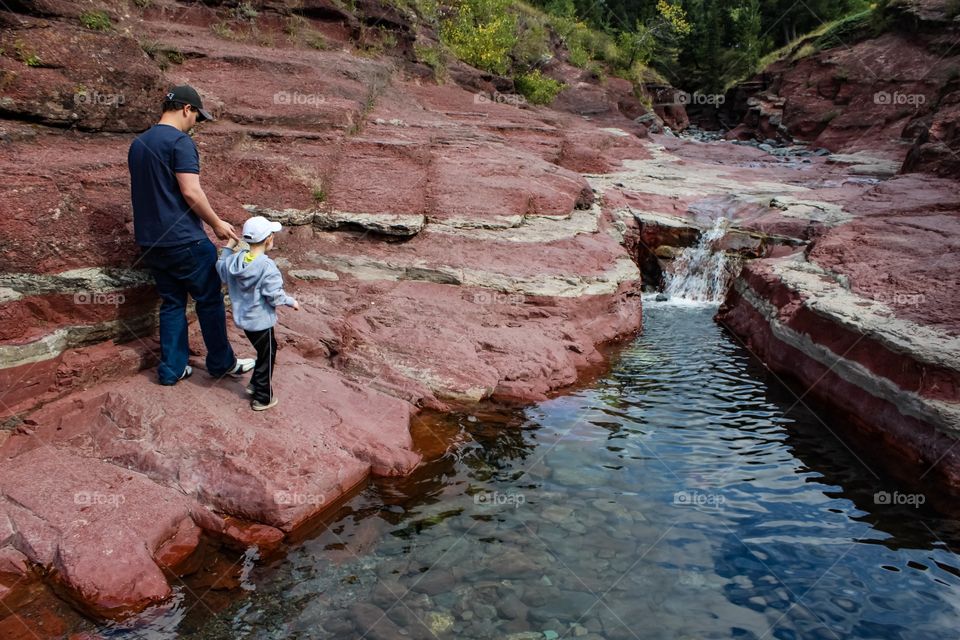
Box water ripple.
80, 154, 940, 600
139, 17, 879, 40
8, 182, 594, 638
115, 303, 960, 640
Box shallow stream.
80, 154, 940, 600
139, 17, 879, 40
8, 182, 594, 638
104, 302, 960, 640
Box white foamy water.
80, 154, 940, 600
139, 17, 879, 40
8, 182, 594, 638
662, 217, 732, 304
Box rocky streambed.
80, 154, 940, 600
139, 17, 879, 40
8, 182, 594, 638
1, 0, 959, 633
3, 119, 958, 633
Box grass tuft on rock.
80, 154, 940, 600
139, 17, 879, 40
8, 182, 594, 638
80, 10, 112, 31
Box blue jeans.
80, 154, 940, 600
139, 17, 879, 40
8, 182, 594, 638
141, 239, 237, 384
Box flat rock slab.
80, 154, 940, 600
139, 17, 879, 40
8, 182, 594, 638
314, 211, 426, 237
4, 357, 420, 534
0, 447, 220, 618
808, 177, 960, 335
283, 279, 643, 405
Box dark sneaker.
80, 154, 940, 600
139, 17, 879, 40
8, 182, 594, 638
245, 383, 254, 396
226, 358, 255, 377
251, 397, 279, 411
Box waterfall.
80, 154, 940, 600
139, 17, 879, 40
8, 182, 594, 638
662, 218, 732, 304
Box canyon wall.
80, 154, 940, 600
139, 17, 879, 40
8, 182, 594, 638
0, 0, 655, 620
716, 0, 960, 496
724, 0, 959, 177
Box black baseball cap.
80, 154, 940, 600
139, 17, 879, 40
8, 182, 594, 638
165, 85, 214, 122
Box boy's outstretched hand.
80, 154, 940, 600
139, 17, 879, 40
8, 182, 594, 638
226, 237, 239, 249
292, 299, 300, 311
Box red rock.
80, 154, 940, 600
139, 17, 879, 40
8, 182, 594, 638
718, 236, 960, 492
8, 360, 418, 531
221, 517, 285, 551
0, 0, 658, 621
808, 187, 960, 333
0, 547, 28, 576
0, 138, 138, 274
719, 279, 960, 492
726, 2, 959, 171
903, 89, 960, 177
426, 143, 589, 223
0, 340, 157, 420
0, 10, 165, 132
0, 447, 221, 618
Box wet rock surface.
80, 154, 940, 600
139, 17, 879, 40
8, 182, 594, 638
1, 0, 959, 629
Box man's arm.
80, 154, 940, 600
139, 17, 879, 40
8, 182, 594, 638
176, 172, 238, 241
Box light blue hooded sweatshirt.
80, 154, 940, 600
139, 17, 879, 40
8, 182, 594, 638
216, 247, 295, 331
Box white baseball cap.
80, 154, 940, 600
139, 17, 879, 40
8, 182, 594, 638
242, 216, 282, 243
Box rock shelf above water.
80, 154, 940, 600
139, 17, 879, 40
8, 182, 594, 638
1, 0, 959, 628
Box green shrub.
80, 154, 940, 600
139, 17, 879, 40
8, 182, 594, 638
284, 15, 306, 36
411, 0, 441, 24
585, 60, 606, 82
139, 39, 159, 56
512, 18, 550, 67
440, 0, 518, 74
515, 69, 564, 104
543, 0, 574, 18
553, 19, 596, 67
598, 39, 621, 65
234, 2, 259, 20
567, 42, 589, 66
165, 48, 185, 65
211, 21, 237, 40
581, 27, 612, 56
312, 183, 327, 204
813, 9, 873, 50
616, 24, 655, 67
80, 10, 112, 31
306, 31, 328, 49
546, 13, 575, 39
356, 25, 399, 57
380, 28, 398, 50
415, 43, 447, 81
141, 41, 185, 69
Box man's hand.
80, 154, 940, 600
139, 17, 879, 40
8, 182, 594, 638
291, 299, 300, 311
213, 219, 239, 241
176, 172, 239, 241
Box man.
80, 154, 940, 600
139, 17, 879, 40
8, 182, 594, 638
129, 85, 254, 385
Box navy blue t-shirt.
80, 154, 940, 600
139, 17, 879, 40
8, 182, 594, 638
128, 124, 207, 247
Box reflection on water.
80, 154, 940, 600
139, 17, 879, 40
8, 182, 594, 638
108, 304, 960, 640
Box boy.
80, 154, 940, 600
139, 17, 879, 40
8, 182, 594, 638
217, 216, 299, 410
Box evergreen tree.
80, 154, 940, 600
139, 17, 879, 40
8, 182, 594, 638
528, 0, 872, 93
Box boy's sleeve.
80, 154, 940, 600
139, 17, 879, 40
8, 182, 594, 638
215, 247, 233, 282
261, 264, 295, 308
